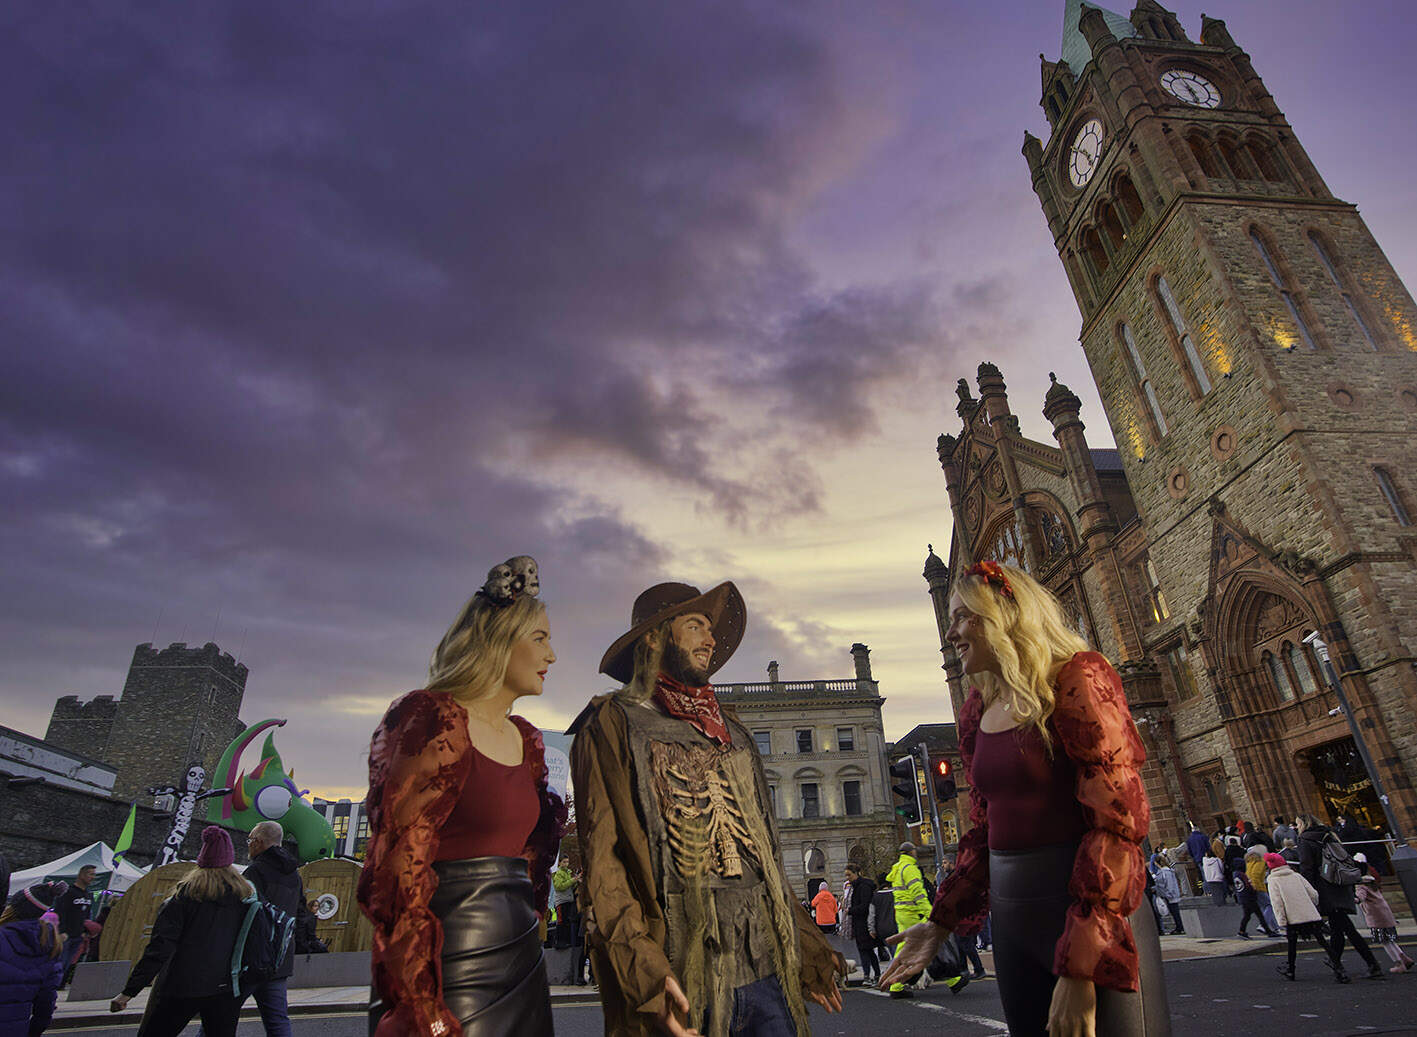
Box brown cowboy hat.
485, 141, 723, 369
599, 581, 746, 684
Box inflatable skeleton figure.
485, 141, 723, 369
148, 764, 229, 866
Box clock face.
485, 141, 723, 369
1068, 119, 1104, 188
1160, 69, 1221, 108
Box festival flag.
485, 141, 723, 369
113, 802, 137, 863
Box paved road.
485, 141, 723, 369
55, 947, 1417, 1037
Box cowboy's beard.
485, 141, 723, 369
662, 636, 711, 686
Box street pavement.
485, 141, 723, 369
55, 936, 1417, 1036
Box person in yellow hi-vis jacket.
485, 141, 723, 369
886, 844, 938, 998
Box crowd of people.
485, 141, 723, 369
4, 553, 1411, 1037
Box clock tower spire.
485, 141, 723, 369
1023, 1, 1417, 843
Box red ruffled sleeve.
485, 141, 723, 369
357, 690, 472, 1037
929, 690, 990, 930
510, 715, 569, 918
1050, 652, 1150, 992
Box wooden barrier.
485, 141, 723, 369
98, 861, 197, 964
299, 858, 372, 953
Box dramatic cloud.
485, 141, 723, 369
2, 1, 1414, 802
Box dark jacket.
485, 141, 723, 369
1185, 830, 1210, 866
245, 846, 303, 979
1297, 824, 1355, 915
52, 886, 92, 940
0, 853, 10, 908
0, 921, 64, 1037
122, 890, 248, 999
847, 877, 875, 923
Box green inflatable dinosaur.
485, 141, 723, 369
207, 719, 336, 863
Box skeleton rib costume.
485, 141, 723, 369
570, 581, 842, 1037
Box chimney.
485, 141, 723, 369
767, 660, 780, 684
850, 643, 873, 684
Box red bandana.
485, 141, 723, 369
654, 672, 732, 749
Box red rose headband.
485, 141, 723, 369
963, 560, 1015, 601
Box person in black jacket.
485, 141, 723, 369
110, 826, 253, 1037
844, 866, 879, 983
1295, 814, 1384, 983
242, 821, 304, 1037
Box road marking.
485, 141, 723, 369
1253, 1004, 1271, 1009
1211, 998, 1229, 1002
854, 988, 1009, 1032
1300, 1014, 1319, 1019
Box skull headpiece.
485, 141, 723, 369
479, 555, 541, 606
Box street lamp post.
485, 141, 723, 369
1303, 631, 1417, 916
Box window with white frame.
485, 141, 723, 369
1155, 276, 1213, 393
1250, 228, 1318, 349
843, 780, 863, 816
1121, 323, 1168, 435
1308, 232, 1378, 350
1375, 467, 1412, 526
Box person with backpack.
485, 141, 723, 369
1264, 852, 1337, 981
0, 881, 66, 1037
1295, 813, 1384, 982
242, 821, 304, 1037
111, 827, 254, 1036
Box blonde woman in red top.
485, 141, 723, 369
881, 561, 1169, 1036
358, 557, 567, 1037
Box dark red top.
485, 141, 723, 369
971, 722, 1086, 851
928, 653, 1151, 993
435, 742, 541, 861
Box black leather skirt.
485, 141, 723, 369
371, 856, 553, 1036
989, 842, 1171, 1037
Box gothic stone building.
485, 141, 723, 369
715, 645, 898, 893
928, 1, 1417, 848
45, 641, 248, 800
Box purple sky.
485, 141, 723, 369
4, 1, 1414, 799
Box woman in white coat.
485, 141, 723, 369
1264, 852, 1337, 981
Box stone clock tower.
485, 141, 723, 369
1023, 1, 1417, 839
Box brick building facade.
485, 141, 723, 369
45, 642, 248, 800
927, 1, 1417, 847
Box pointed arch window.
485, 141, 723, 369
1155, 276, 1212, 395
1250, 229, 1318, 350
1100, 201, 1126, 252
1375, 466, 1412, 526
1285, 642, 1317, 696
1121, 323, 1168, 436
1081, 227, 1109, 278
1264, 650, 1296, 703
1188, 135, 1221, 179
1308, 232, 1379, 350
1115, 172, 1145, 226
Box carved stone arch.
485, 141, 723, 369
1019, 489, 1078, 565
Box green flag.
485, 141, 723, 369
113, 802, 137, 863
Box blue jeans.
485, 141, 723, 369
251, 978, 292, 1037
720, 974, 794, 1037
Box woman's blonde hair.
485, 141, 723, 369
174, 865, 254, 902
427, 592, 546, 703
955, 561, 1090, 750
0, 905, 61, 957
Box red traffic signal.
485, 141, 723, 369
931, 758, 957, 801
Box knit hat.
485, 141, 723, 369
196, 825, 235, 869
1263, 852, 1287, 869
8, 881, 66, 921
1353, 852, 1367, 864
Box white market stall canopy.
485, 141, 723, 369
10, 841, 148, 893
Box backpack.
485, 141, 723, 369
230, 894, 296, 995
1319, 833, 1363, 886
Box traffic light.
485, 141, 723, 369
931, 758, 957, 801
890, 755, 922, 824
